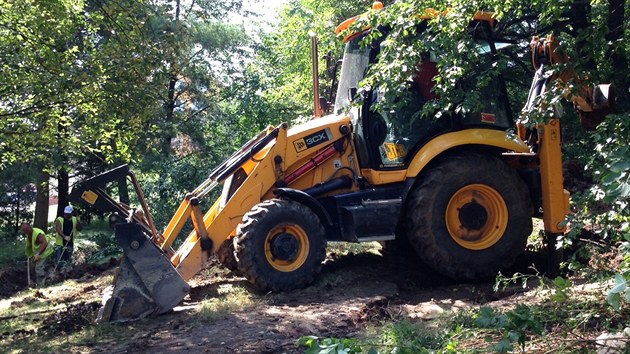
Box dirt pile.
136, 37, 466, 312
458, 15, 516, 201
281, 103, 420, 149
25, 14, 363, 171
63, 257, 119, 280
0, 258, 119, 299
38, 301, 100, 337
0, 267, 28, 298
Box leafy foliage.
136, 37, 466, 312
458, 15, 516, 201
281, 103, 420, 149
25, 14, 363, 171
0, 0, 156, 167
586, 114, 630, 205
235, 0, 369, 124
0, 164, 36, 237
298, 336, 364, 354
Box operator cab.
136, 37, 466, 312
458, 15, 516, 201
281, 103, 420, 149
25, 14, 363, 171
334, 12, 514, 170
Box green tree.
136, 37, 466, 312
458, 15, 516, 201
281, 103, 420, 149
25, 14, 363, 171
233, 0, 370, 129
0, 164, 36, 236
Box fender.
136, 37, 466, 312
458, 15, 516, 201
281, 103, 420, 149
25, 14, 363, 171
406, 129, 531, 178
273, 188, 334, 227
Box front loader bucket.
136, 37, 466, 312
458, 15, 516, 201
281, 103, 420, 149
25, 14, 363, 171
97, 223, 190, 322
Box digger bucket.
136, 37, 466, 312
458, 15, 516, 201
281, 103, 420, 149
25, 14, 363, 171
97, 223, 190, 322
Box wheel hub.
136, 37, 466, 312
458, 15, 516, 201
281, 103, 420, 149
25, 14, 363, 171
269, 231, 300, 261
458, 201, 488, 230
445, 184, 509, 250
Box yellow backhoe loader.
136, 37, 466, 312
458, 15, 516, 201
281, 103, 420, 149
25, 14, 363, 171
70, 2, 613, 322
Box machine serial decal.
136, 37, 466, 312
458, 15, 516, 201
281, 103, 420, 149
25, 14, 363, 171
293, 128, 333, 152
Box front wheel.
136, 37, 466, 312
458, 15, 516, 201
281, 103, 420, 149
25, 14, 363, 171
234, 199, 326, 292
401, 153, 534, 280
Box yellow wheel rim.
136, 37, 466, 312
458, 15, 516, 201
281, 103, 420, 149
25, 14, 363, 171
264, 223, 309, 272
445, 184, 508, 250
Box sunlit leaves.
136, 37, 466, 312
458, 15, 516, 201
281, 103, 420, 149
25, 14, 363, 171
0, 0, 151, 167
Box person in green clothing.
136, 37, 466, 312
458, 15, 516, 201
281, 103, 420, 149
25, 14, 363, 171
54, 205, 82, 273
22, 222, 55, 287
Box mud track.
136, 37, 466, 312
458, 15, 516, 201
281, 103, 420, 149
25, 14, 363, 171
2, 249, 549, 353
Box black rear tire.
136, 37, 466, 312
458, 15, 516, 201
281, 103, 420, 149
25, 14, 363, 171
401, 153, 533, 280
234, 199, 326, 292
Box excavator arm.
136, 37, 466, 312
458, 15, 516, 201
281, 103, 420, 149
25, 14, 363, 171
70, 116, 353, 322
524, 34, 614, 130
518, 34, 614, 269
70, 125, 283, 322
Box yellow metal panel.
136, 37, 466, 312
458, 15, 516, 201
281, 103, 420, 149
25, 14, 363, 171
169, 198, 221, 269
190, 203, 209, 239
202, 198, 223, 230
175, 238, 203, 281
538, 120, 569, 233
360, 169, 408, 184
173, 125, 287, 280
406, 129, 531, 178
284, 115, 352, 166
174, 176, 267, 277
161, 198, 192, 250
81, 190, 98, 205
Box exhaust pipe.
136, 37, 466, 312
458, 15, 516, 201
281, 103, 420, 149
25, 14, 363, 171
311, 32, 322, 117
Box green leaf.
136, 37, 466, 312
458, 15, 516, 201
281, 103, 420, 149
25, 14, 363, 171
610, 160, 630, 173
608, 291, 621, 311
600, 171, 622, 185
298, 335, 319, 346
611, 274, 628, 294
491, 338, 513, 353
552, 276, 571, 290
475, 307, 497, 328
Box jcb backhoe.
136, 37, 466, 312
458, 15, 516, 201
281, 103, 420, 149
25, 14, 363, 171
70, 2, 613, 322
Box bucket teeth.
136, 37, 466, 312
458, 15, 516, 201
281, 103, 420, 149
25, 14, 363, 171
97, 223, 190, 322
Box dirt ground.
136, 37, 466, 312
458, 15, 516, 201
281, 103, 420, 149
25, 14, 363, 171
0, 247, 558, 353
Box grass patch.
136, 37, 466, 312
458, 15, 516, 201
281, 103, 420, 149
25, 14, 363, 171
197, 284, 260, 322
54, 322, 129, 349
300, 276, 624, 353
301, 315, 472, 354
526, 219, 546, 251
4, 323, 126, 353
327, 241, 382, 257
371, 318, 458, 352
75, 221, 122, 265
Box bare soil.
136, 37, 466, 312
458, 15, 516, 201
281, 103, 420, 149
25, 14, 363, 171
1, 249, 555, 353
0, 258, 119, 299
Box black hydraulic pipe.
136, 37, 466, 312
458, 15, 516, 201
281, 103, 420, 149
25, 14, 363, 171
214, 127, 281, 183
303, 175, 353, 198
206, 128, 270, 181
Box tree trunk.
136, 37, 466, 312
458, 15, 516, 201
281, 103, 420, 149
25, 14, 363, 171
56, 169, 69, 217
33, 171, 50, 230
14, 187, 21, 237
118, 178, 130, 205
162, 75, 177, 155
161, 0, 181, 156
570, 1, 597, 71
607, 0, 627, 102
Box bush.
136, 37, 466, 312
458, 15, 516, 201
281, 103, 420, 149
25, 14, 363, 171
0, 238, 27, 267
